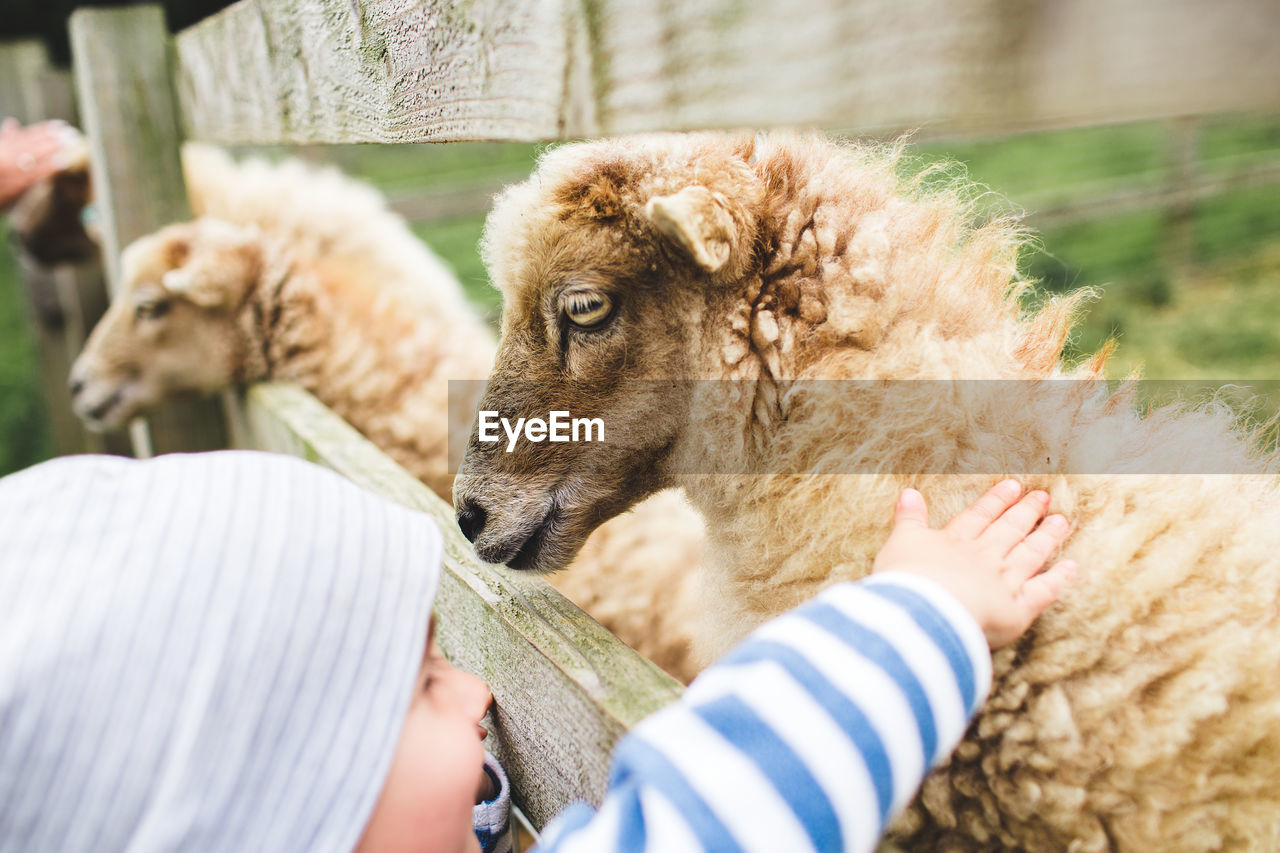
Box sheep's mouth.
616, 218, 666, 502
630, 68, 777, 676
472, 498, 565, 572
76, 386, 130, 431
507, 504, 561, 572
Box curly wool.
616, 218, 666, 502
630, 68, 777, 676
487, 131, 1280, 850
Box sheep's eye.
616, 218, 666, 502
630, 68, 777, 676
135, 299, 170, 320
562, 288, 612, 329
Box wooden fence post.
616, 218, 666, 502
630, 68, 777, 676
69, 5, 229, 456
0, 40, 128, 458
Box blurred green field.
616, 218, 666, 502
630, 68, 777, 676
2, 117, 1278, 475
0, 221, 55, 474
914, 117, 1280, 377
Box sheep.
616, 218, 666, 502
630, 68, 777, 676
69, 144, 488, 500
452, 130, 1280, 851
67, 147, 707, 682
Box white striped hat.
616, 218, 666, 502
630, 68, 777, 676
0, 451, 441, 853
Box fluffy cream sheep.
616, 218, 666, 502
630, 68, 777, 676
68, 147, 706, 681
453, 130, 1280, 851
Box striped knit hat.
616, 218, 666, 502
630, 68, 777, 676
0, 451, 441, 853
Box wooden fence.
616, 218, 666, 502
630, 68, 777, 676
0, 42, 128, 459
3, 0, 1280, 843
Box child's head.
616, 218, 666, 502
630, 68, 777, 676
0, 451, 489, 853
356, 617, 493, 853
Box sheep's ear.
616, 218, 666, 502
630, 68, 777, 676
160, 265, 230, 309
645, 186, 737, 274
156, 224, 259, 308
161, 267, 199, 298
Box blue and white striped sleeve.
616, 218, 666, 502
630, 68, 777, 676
533, 572, 992, 853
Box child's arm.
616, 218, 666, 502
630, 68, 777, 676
533, 482, 1074, 853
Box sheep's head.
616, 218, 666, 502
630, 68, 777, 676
70, 218, 264, 431
454, 134, 764, 572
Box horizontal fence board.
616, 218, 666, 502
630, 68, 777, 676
176, 0, 1280, 145
175, 0, 572, 144
227, 382, 683, 829
594, 0, 1280, 137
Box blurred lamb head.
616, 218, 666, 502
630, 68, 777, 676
454, 133, 764, 572
69, 218, 263, 431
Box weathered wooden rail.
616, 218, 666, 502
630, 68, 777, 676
2, 0, 1278, 844
227, 382, 683, 830
172, 0, 1280, 146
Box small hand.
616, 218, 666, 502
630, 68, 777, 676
873, 480, 1077, 648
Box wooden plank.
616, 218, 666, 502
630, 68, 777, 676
227, 382, 684, 830
0, 41, 48, 121
174, 0, 573, 144
593, 0, 1280, 137
175, 0, 1280, 145
70, 5, 228, 456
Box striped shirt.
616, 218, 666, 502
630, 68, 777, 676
533, 573, 991, 853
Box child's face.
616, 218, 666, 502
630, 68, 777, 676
356, 618, 494, 853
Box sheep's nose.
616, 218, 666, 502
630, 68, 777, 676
68, 376, 85, 399
456, 498, 488, 544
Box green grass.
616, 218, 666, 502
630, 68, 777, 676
1065, 245, 1280, 379
914, 118, 1280, 383
916, 123, 1169, 199
236, 141, 543, 195
325, 141, 543, 195
410, 213, 502, 319
1200, 115, 1280, 164
0, 223, 54, 476
341, 142, 542, 321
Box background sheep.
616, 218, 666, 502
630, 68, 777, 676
454, 131, 1280, 851
68, 147, 707, 681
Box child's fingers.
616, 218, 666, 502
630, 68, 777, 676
892, 488, 930, 530
943, 479, 1022, 539
1004, 514, 1070, 586
980, 490, 1050, 554
1016, 559, 1077, 622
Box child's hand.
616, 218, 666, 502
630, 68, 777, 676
873, 480, 1077, 648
